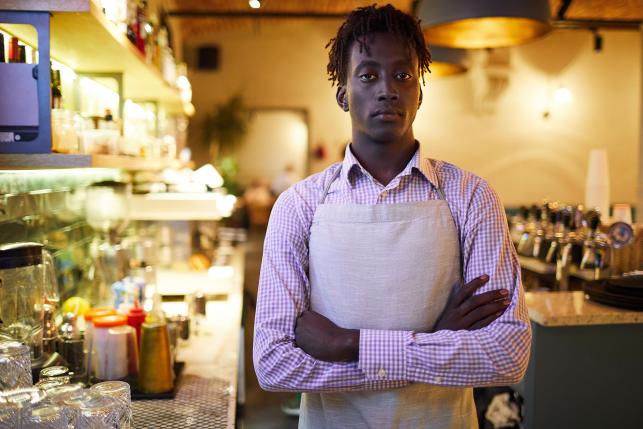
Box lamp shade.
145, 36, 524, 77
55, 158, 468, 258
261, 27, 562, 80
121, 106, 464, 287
418, 0, 551, 49
429, 46, 468, 77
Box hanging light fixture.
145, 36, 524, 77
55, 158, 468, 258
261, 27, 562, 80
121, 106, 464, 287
429, 46, 467, 77
418, 0, 551, 49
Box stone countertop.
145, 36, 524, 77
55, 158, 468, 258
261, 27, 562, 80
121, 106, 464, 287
525, 291, 643, 327
132, 244, 245, 429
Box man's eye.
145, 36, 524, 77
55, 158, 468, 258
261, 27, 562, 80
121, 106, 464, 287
396, 72, 412, 80
359, 74, 376, 82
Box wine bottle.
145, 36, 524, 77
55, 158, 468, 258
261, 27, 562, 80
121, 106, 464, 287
0, 33, 5, 63
8, 36, 19, 62
51, 67, 62, 109
18, 45, 26, 63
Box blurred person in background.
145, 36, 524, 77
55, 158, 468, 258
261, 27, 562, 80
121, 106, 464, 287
271, 164, 299, 196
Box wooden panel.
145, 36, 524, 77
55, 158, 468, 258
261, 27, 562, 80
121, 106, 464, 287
0, 0, 90, 12
170, 0, 414, 38
168, 0, 412, 14
550, 0, 642, 20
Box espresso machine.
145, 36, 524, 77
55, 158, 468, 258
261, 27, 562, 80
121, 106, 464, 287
0, 242, 60, 371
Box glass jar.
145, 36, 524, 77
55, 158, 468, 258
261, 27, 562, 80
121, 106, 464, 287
22, 403, 68, 429
0, 340, 32, 389
0, 387, 47, 427
44, 383, 85, 425
90, 381, 132, 428
64, 391, 119, 429
0, 243, 59, 363
38, 366, 71, 386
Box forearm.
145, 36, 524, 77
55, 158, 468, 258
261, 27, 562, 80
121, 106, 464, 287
406, 319, 531, 386
254, 327, 405, 392
357, 292, 531, 387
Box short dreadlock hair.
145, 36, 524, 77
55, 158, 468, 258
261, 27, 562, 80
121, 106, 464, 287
326, 4, 432, 87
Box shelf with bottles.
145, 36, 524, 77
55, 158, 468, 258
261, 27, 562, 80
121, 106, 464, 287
0, 28, 188, 169
0, 0, 190, 111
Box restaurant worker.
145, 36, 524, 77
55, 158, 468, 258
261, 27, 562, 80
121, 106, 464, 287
254, 4, 531, 428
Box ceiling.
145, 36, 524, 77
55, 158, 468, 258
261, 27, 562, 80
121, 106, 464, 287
168, 0, 643, 38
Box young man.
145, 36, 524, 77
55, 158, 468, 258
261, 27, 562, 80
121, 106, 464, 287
254, 5, 531, 428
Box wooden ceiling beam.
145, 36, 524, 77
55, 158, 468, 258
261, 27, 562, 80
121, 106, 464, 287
168, 10, 348, 19
552, 18, 641, 30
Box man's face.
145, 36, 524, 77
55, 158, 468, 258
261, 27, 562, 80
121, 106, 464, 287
339, 32, 421, 144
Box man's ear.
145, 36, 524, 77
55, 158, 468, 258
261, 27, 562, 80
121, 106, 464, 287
336, 86, 349, 112
418, 87, 423, 108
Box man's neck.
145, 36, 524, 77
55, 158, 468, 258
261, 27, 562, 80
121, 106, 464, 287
350, 138, 418, 186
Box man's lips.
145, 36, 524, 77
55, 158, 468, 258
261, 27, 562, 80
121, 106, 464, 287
371, 109, 402, 118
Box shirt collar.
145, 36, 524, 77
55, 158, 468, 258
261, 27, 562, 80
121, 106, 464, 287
340, 142, 439, 189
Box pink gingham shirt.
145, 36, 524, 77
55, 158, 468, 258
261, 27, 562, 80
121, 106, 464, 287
254, 144, 531, 392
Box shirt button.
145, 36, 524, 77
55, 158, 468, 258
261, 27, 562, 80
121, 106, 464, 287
436, 376, 443, 383
377, 368, 387, 379
380, 191, 388, 199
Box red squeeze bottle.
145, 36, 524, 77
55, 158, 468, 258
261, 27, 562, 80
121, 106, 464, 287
127, 303, 146, 347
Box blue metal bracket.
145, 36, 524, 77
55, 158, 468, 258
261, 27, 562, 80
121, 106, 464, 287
0, 10, 51, 154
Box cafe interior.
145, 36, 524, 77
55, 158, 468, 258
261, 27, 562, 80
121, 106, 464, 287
0, 0, 642, 428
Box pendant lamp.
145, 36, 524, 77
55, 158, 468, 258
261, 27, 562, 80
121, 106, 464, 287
430, 46, 467, 77
418, 0, 551, 49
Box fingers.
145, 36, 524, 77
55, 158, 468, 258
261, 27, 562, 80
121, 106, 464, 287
460, 289, 509, 316
470, 307, 507, 330
456, 275, 489, 305
462, 300, 510, 329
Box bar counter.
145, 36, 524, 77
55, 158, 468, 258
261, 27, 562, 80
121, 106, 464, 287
131, 245, 245, 429
525, 290, 643, 326
520, 291, 643, 429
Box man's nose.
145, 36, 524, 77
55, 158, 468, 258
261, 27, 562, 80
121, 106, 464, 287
377, 77, 399, 101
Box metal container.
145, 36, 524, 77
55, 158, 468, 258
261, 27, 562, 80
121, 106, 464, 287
138, 322, 174, 394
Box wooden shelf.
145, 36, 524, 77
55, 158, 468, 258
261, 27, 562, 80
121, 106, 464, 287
0, 0, 183, 112
91, 154, 172, 171
129, 193, 229, 221
0, 153, 174, 170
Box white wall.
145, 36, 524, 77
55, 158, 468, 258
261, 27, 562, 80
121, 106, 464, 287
234, 110, 308, 187
186, 20, 640, 208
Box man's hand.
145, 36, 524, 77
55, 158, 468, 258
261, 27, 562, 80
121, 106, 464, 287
432, 275, 510, 332
295, 311, 359, 362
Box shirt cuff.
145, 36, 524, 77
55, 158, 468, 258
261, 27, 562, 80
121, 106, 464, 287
357, 329, 410, 382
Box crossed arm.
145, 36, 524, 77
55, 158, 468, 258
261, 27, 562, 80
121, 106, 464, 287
253, 184, 532, 392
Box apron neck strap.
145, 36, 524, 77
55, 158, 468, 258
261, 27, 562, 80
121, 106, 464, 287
319, 166, 342, 205
318, 162, 446, 204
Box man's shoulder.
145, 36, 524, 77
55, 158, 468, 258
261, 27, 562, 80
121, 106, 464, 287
431, 159, 490, 192
430, 159, 501, 213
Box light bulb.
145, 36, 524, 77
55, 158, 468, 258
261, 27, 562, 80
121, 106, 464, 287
249, 0, 261, 9
554, 87, 572, 104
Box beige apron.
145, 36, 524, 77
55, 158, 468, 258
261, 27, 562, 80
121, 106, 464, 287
300, 167, 477, 429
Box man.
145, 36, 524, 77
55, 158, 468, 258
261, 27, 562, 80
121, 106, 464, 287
254, 5, 531, 428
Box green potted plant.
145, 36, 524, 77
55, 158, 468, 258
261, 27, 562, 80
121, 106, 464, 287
202, 94, 250, 195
